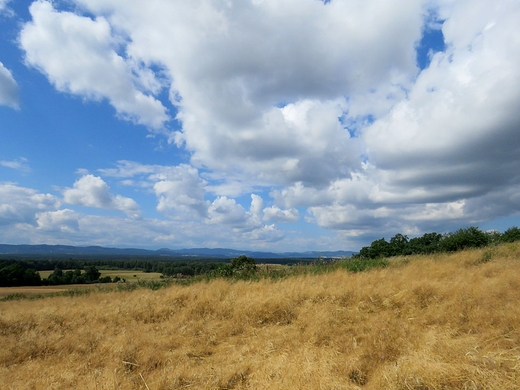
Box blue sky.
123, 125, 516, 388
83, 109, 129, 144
1, 0, 520, 251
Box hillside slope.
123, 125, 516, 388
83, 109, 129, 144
1, 244, 520, 389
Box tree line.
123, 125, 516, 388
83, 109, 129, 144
356, 226, 520, 259
0, 258, 227, 287
0, 257, 224, 273
0, 255, 256, 287
0, 262, 113, 287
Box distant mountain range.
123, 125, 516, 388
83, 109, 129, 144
0, 244, 355, 259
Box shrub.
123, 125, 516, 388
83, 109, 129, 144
408, 232, 443, 254
359, 238, 391, 259
230, 255, 257, 278
440, 227, 489, 252
501, 226, 520, 243
84, 266, 101, 283
98, 276, 112, 283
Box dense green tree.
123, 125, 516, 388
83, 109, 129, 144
440, 227, 488, 252
84, 266, 101, 283
178, 266, 195, 276
98, 276, 112, 283
485, 230, 503, 245
501, 227, 520, 243
230, 255, 256, 274
359, 238, 392, 259
408, 232, 443, 254
46, 267, 66, 285
389, 234, 409, 256
0, 263, 41, 287
71, 268, 85, 284
213, 264, 233, 277
23, 268, 42, 286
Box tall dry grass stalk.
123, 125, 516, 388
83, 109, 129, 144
1, 244, 520, 389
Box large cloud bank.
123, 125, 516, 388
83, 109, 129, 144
13, 0, 520, 248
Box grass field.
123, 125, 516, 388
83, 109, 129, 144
37, 269, 163, 281
1, 244, 520, 389
0, 271, 163, 298
0, 284, 94, 298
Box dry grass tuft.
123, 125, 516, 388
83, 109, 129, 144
2, 245, 520, 388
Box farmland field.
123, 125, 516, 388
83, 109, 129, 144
36, 269, 162, 281
0, 284, 93, 298
0, 270, 163, 298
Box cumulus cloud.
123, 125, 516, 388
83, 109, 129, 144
203, 194, 292, 243
15, 0, 520, 248
62, 174, 141, 218
99, 161, 291, 241
0, 183, 60, 226
354, 1, 520, 227
207, 197, 249, 227
20, 0, 420, 185
0, 62, 19, 109
99, 161, 209, 217
245, 225, 285, 243
263, 205, 299, 223
36, 209, 80, 232
153, 164, 208, 218
20, 0, 168, 129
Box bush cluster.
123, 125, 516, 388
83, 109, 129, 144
161, 262, 222, 277
0, 262, 41, 287
211, 255, 257, 279
0, 263, 116, 287
357, 226, 520, 259
42, 265, 112, 285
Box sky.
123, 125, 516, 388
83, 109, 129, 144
1, 0, 520, 252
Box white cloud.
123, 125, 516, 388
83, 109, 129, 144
36, 209, 80, 232
99, 161, 209, 217
153, 164, 208, 218
263, 205, 299, 223
0, 0, 13, 16
207, 196, 249, 228
62, 174, 141, 218
14, 0, 520, 248
353, 1, 520, 226
21, 0, 421, 184
245, 224, 285, 243
0, 206, 292, 249
0, 183, 60, 226
0, 157, 31, 173
20, 0, 169, 129
207, 195, 267, 232
0, 62, 19, 109
99, 160, 159, 179
98, 161, 290, 235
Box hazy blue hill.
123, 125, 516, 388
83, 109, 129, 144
0, 244, 355, 259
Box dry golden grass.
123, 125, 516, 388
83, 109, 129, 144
2, 244, 520, 389
0, 285, 93, 298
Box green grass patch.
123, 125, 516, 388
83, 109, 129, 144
342, 258, 389, 273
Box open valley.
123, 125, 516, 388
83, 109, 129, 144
2, 244, 520, 389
